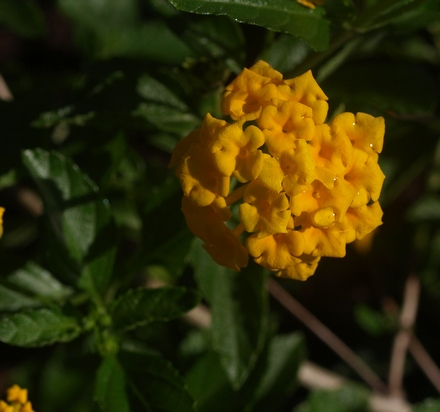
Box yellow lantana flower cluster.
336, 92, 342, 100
0, 385, 35, 412
170, 61, 385, 281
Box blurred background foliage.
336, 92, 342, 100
1, 0, 440, 411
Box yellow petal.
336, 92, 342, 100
0, 400, 13, 412
7, 385, 27, 404
258, 99, 315, 155
258, 155, 284, 192
182, 196, 248, 271
20, 402, 35, 412
290, 178, 355, 218
277, 254, 321, 281
210, 121, 265, 180
295, 212, 348, 257
200, 113, 229, 145
177, 144, 230, 206
249, 60, 284, 84
211, 196, 233, 221
280, 140, 316, 196
310, 206, 337, 228
246, 230, 305, 270
345, 202, 383, 243
239, 179, 291, 238
330, 112, 385, 161
344, 148, 386, 208
279, 70, 328, 124
0, 207, 4, 239
221, 68, 279, 121
168, 128, 200, 169
309, 124, 352, 188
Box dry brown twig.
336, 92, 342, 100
384, 276, 440, 394
388, 275, 421, 397
267, 277, 388, 393
0, 74, 13, 101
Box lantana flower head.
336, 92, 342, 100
171, 61, 385, 281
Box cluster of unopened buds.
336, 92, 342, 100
170, 61, 385, 280
0, 385, 34, 412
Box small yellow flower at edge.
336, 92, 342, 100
0, 207, 5, 238
7, 385, 27, 405
1, 385, 35, 412
0, 400, 13, 412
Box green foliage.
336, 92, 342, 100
168, 0, 329, 51
0, 0, 46, 37
58, 0, 194, 62
7, 262, 74, 301
118, 351, 197, 411
407, 195, 440, 222
22, 149, 116, 300
413, 399, 440, 412
354, 304, 397, 336
109, 286, 200, 332
295, 384, 369, 412
191, 241, 269, 388
0, 308, 81, 347
95, 357, 130, 412
184, 332, 306, 412
0, 285, 40, 311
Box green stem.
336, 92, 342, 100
353, 0, 409, 30
288, 0, 414, 77
287, 29, 356, 77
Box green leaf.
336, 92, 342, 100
354, 304, 396, 336
58, 0, 194, 62
260, 34, 310, 74
120, 351, 197, 412
354, 0, 421, 30
151, 228, 194, 277
0, 0, 46, 37
22, 149, 116, 299
98, 22, 195, 62
110, 286, 200, 332
370, 0, 429, 30
191, 240, 269, 389
181, 16, 245, 72
137, 74, 189, 111
185, 333, 305, 412
0, 285, 39, 311
95, 356, 130, 412
133, 102, 200, 136
0, 308, 81, 347
391, 0, 440, 31
250, 333, 305, 412
167, 0, 329, 52
413, 399, 440, 412
7, 261, 74, 300
185, 351, 236, 412
407, 195, 440, 222
294, 384, 369, 412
